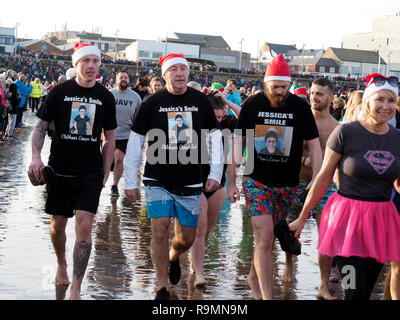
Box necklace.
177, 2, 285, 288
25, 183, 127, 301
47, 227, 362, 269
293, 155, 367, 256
366, 129, 387, 150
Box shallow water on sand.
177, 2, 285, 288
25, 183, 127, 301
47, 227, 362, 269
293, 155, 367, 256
0, 111, 389, 300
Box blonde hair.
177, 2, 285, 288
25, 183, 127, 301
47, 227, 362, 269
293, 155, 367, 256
343, 90, 363, 121
397, 96, 400, 112
362, 89, 397, 123
333, 97, 345, 109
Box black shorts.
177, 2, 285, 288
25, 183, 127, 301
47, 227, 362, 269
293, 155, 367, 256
45, 171, 104, 218
115, 139, 128, 153
201, 184, 225, 199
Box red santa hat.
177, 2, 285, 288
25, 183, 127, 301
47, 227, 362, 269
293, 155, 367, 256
159, 53, 189, 76
72, 43, 101, 67
264, 54, 291, 83
363, 73, 398, 102
96, 74, 103, 83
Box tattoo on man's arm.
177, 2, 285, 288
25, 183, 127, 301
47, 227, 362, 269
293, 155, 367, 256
32, 120, 49, 154
73, 240, 92, 280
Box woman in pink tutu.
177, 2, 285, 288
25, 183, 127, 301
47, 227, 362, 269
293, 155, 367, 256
289, 73, 400, 300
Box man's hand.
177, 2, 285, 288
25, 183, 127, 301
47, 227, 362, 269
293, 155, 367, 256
205, 179, 219, 192
28, 158, 44, 180
228, 184, 240, 203
125, 189, 139, 202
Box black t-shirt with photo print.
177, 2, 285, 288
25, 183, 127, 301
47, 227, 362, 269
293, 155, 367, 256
37, 79, 117, 175
132, 87, 218, 187
236, 91, 318, 187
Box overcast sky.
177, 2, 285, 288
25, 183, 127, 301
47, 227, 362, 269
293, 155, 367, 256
1, 0, 399, 57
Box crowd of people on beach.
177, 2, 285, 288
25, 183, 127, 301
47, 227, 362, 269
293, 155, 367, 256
3, 44, 400, 302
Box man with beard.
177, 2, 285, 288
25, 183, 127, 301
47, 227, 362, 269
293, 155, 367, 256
228, 54, 322, 300
286, 78, 339, 299
110, 71, 142, 197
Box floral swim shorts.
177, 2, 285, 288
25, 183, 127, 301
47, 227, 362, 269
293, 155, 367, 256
242, 176, 297, 224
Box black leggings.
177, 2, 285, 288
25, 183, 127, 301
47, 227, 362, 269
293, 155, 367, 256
335, 256, 383, 300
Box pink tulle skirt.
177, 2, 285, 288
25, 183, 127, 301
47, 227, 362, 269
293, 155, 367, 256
318, 192, 400, 263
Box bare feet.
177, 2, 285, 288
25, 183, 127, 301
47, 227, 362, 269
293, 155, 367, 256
55, 264, 70, 286
317, 286, 338, 300
281, 263, 294, 283
246, 277, 262, 300
194, 274, 207, 287
69, 287, 81, 300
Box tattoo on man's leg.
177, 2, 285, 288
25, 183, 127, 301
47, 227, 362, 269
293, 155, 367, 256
73, 240, 92, 280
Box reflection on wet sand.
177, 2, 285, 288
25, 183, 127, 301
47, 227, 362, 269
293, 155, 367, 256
0, 111, 389, 300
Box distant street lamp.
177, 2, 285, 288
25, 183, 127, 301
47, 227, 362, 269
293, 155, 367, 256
239, 38, 244, 71
14, 22, 20, 55
114, 29, 119, 62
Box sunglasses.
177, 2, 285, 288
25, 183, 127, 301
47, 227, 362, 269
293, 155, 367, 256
369, 76, 399, 88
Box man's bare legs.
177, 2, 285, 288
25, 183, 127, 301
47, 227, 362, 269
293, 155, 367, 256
190, 189, 225, 287
246, 261, 262, 300
250, 214, 275, 300
190, 194, 208, 286
50, 215, 69, 286
150, 217, 171, 291
282, 252, 294, 283
113, 148, 125, 189
70, 210, 95, 300
169, 219, 196, 262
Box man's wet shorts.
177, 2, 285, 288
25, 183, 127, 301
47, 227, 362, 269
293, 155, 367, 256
242, 176, 297, 224
46, 170, 104, 218
287, 179, 337, 222
144, 180, 201, 228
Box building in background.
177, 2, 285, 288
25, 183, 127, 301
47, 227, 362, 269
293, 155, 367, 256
322, 47, 386, 77
341, 12, 400, 76
0, 27, 16, 55
288, 57, 339, 74
125, 39, 199, 62
162, 32, 251, 69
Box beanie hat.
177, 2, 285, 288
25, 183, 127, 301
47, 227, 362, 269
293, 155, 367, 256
290, 83, 307, 96
211, 82, 225, 92
363, 73, 398, 102
72, 43, 101, 67
264, 54, 291, 83
159, 53, 189, 76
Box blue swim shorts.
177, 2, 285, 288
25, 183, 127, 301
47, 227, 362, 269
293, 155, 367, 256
144, 181, 201, 228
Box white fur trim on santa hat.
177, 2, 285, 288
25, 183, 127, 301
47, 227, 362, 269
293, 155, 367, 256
161, 57, 189, 76
72, 45, 101, 66
363, 81, 399, 102
264, 75, 291, 82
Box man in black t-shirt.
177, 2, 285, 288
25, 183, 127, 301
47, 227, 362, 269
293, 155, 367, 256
124, 53, 224, 300
227, 54, 322, 300
28, 43, 117, 300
